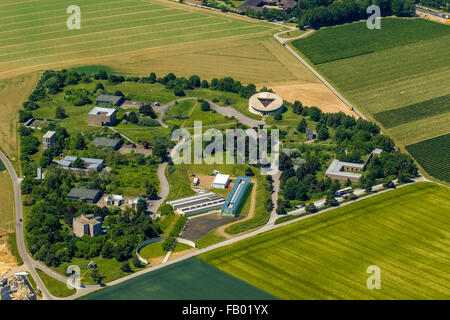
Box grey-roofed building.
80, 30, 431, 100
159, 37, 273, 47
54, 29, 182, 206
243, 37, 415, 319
325, 159, 364, 183
67, 188, 102, 204
91, 137, 122, 150
57, 156, 104, 172
167, 192, 225, 216
73, 215, 102, 237
95, 94, 124, 107
88, 107, 117, 127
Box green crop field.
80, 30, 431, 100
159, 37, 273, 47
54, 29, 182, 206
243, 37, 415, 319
406, 134, 450, 183
292, 18, 450, 64
81, 257, 276, 300
291, 18, 450, 181
373, 94, 450, 129
199, 182, 450, 299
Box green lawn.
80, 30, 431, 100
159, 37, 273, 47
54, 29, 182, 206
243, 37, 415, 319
36, 268, 76, 298
53, 256, 145, 285
199, 182, 450, 299
139, 242, 166, 260
81, 257, 276, 300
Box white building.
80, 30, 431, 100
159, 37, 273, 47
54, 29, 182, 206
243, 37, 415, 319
211, 174, 230, 189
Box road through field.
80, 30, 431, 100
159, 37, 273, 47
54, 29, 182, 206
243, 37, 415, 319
273, 29, 367, 120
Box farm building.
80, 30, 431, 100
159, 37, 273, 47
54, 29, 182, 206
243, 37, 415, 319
88, 107, 117, 127
239, 0, 297, 13
221, 176, 251, 217
56, 156, 104, 172
42, 131, 56, 150
167, 192, 225, 216
211, 174, 231, 189
248, 92, 283, 115
73, 215, 102, 237
67, 188, 102, 204
91, 137, 122, 150
95, 94, 124, 107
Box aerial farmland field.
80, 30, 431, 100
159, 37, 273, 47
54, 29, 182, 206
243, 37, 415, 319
199, 182, 450, 300
82, 258, 276, 300
291, 18, 450, 182
0, 0, 316, 86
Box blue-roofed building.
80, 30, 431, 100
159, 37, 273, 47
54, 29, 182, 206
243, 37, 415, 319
221, 176, 251, 217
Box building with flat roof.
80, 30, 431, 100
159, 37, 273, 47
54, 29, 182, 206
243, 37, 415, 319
324, 149, 383, 183
91, 137, 122, 150
324, 159, 363, 183
57, 156, 104, 172
95, 94, 124, 107
42, 131, 56, 150
221, 176, 251, 217
88, 107, 117, 127
73, 215, 102, 237
248, 92, 283, 115
167, 192, 225, 216
211, 174, 231, 189
67, 188, 102, 204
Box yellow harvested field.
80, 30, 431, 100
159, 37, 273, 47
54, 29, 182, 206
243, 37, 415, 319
270, 83, 357, 116
0, 171, 15, 236
0, 73, 39, 162
0, 236, 17, 275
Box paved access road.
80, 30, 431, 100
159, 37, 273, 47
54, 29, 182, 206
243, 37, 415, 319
273, 29, 367, 120
0, 151, 54, 300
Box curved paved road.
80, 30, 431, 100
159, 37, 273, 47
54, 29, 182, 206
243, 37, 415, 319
0, 151, 54, 300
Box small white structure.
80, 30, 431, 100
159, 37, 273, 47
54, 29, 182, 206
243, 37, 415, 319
212, 174, 230, 189
336, 187, 352, 197
193, 177, 199, 186
104, 195, 124, 206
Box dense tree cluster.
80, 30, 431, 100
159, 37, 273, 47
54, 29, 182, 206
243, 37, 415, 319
24, 168, 161, 267
278, 107, 417, 204
297, 0, 416, 29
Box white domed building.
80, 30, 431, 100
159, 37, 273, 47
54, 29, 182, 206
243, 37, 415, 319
248, 92, 283, 115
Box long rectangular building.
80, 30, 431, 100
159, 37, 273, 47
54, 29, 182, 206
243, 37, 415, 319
167, 192, 225, 216
221, 176, 251, 217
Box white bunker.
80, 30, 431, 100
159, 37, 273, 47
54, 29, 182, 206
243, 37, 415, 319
248, 92, 283, 115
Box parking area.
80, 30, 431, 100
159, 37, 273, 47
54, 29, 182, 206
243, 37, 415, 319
182, 212, 241, 241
